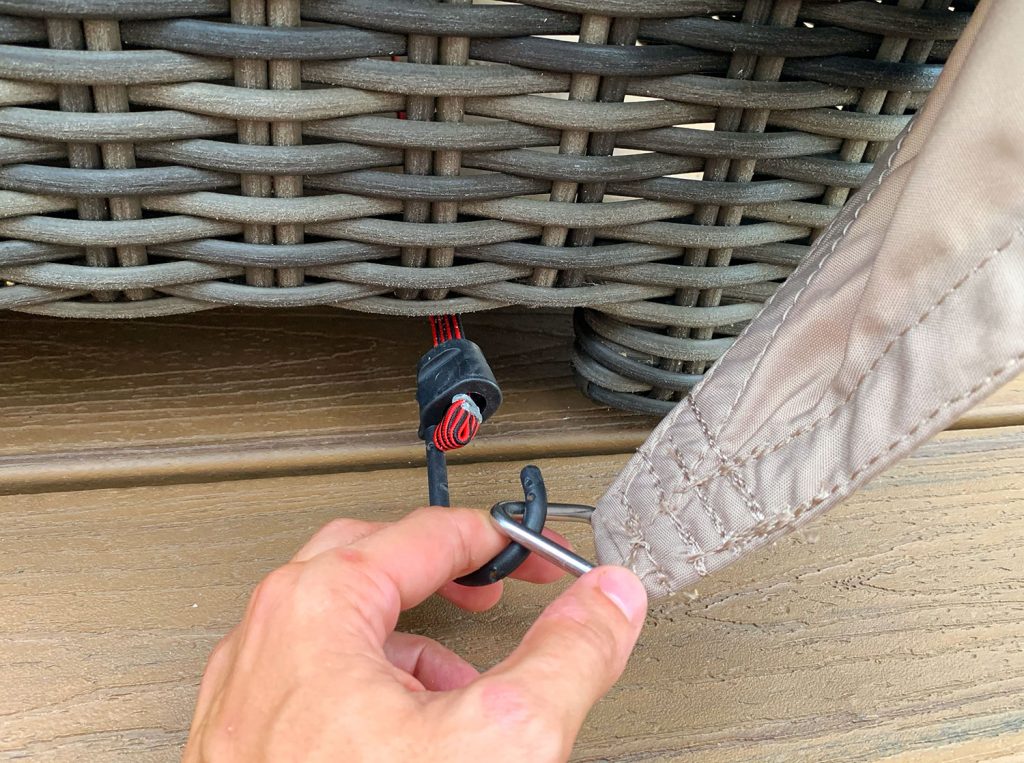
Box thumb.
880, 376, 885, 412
466, 566, 646, 754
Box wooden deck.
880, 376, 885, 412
1, 308, 1022, 762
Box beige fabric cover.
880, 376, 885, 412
593, 0, 1024, 599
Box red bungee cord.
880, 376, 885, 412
426, 315, 483, 453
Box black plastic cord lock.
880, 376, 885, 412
416, 339, 502, 440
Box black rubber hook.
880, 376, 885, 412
455, 465, 548, 587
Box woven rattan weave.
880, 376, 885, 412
0, 0, 972, 413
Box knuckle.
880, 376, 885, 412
195, 636, 233, 698
406, 505, 444, 523
315, 546, 380, 595
206, 633, 233, 668
199, 723, 238, 763
318, 543, 369, 571
437, 508, 486, 563
403, 506, 485, 572
297, 549, 356, 601
304, 547, 400, 626
247, 565, 299, 620
446, 506, 488, 532
319, 516, 369, 540
444, 515, 476, 569
573, 617, 619, 666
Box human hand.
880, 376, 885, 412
183, 507, 647, 763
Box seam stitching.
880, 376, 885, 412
612, 115, 918, 576
687, 396, 766, 522
668, 350, 1024, 567
639, 446, 706, 577
670, 223, 1022, 498
678, 119, 916, 481
621, 450, 672, 595
668, 432, 728, 543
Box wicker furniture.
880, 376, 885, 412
0, 0, 972, 414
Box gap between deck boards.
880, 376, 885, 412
1, 308, 1021, 495
2, 400, 1021, 497
0, 429, 646, 496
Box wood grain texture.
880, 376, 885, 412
950, 374, 1024, 430
0, 308, 1021, 495
1, 426, 1021, 761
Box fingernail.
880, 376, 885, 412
597, 567, 647, 625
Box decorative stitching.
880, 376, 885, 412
667, 349, 1024, 567
688, 397, 766, 521
639, 446, 707, 577
619, 458, 672, 595
671, 223, 1023, 498
613, 117, 922, 582
714, 119, 916, 437
612, 405, 691, 561
668, 433, 728, 542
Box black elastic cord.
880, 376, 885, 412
418, 320, 538, 586
455, 465, 548, 587
425, 426, 451, 508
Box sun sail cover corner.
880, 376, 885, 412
592, 0, 1024, 599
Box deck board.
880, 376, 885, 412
0, 308, 644, 494
2, 426, 1022, 762
1, 308, 1021, 494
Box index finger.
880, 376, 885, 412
309, 506, 515, 626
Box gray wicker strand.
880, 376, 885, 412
0, 0, 974, 413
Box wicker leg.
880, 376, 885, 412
573, 308, 692, 417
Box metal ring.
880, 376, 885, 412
489, 501, 596, 578
454, 465, 548, 587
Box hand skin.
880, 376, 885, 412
183, 507, 647, 763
